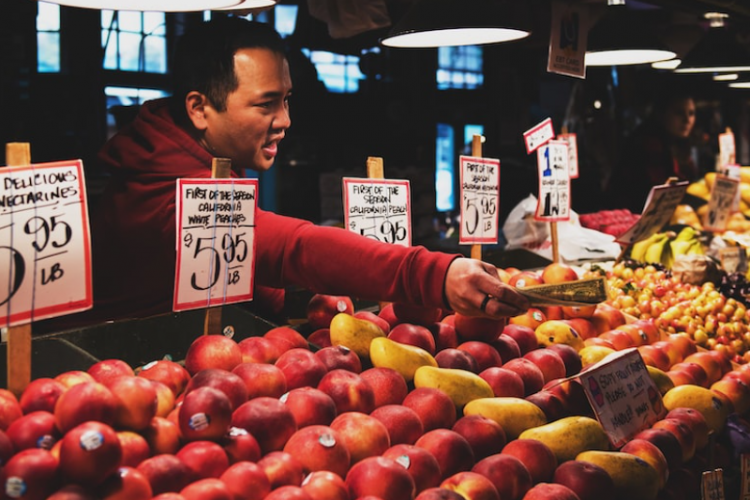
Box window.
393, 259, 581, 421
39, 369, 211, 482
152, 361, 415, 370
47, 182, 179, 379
102, 10, 167, 73
37, 2, 60, 73
105, 86, 169, 139
437, 45, 484, 90
436, 123, 455, 212
301, 49, 371, 93
275, 4, 298, 38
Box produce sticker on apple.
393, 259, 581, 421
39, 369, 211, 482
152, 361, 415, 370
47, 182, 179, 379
174, 178, 257, 312
0, 160, 92, 327
534, 140, 570, 222
615, 181, 689, 245
577, 348, 666, 448
342, 178, 411, 247
459, 155, 500, 244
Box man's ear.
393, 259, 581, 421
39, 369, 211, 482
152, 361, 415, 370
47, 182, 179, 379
185, 91, 210, 131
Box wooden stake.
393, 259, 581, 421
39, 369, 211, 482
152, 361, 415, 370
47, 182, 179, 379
471, 135, 484, 261
366, 157, 391, 312
203, 158, 232, 335
550, 221, 560, 263
4, 143, 33, 396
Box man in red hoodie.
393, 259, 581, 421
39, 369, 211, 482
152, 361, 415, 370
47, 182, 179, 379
79, 17, 528, 325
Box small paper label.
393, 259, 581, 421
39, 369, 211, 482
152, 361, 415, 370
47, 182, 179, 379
524, 118, 555, 154
79, 430, 104, 451
189, 413, 210, 431
4, 478, 26, 498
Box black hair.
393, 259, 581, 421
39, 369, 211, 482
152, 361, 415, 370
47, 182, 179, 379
170, 17, 286, 121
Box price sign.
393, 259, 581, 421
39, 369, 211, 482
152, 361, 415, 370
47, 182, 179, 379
559, 133, 579, 178
578, 348, 666, 448
459, 156, 500, 244
719, 131, 736, 170
547, 0, 588, 79
616, 182, 689, 245
534, 140, 570, 221
0, 160, 92, 327
705, 174, 740, 232
719, 163, 741, 211
720, 246, 748, 275
174, 179, 257, 312
702, 469, 725, 500
523, 118, 555, 154
342, 178, 411, 247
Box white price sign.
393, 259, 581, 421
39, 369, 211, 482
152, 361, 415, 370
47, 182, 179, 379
0, 160, 92, 327
523, 118, 555, 154
535, 140, 571, 221
705, 174, 740, 233
343, 178, 411, 246
719, 131, 736, 170
559, 133, 579, 178
174, 179, 257, 312
616, 182, 689, 245
459, 156, 500, 244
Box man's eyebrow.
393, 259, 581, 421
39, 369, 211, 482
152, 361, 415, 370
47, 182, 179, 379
259, 89, 293, 99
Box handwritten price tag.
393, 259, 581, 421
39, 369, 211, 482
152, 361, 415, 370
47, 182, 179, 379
0, 160, 92, 327
174, 179, 257, 312
616, 182, 689, 245
559, 133, 579, 178
578, 348, 666, 448
535, 140, 571, 221
459, 156, 500, 244
523, 118, 555, 154
705, 174, 740, 232
343, 178, 411, 246
719, 131, 736, 170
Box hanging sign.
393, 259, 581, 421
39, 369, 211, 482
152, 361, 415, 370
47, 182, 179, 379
615, 181, 689, 245
578, 348, 666, 448
705, 174, 740, 233
523, 118, 555, 154
547, 0, 588, 79
718, 130, 736, 170
0, 160, 92, 327
343, 178, 411, 246
174, 178, 257, 312
534, 140, 571, 221
559, 133, 579, 178
459, 156, 500, 244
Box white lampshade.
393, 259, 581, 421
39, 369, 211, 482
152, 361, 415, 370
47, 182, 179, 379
42, 0, 247, 12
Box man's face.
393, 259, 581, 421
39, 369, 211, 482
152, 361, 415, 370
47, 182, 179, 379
202, 48, 292, 172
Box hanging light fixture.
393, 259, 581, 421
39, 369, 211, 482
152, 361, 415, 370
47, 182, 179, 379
217, 0, 275, 11
585, 0, 676, 66
651, 58, 681, 70
40, 0, 255, 12
380, 0, 531, 48
674, 13, 750, 73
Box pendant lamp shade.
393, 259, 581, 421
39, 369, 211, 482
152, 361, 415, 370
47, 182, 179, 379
380, 0, 531, 48
674, 18, 750, 73
38, 0, 264, 12
217, 0, 275, 11
585, 2, 675, 66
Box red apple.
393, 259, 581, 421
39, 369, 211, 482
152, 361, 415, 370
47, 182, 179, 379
282, 425, 350, 478
263, 485, 312, 500
371, 404, 425, 445
257, 450, 305, 488
402, 387, 457, 432
501, 438, 557, 484
501, 324, 539, 355
307, 328, 332, 349
314, 345, 362, 373
1, 448, 60, 500
59, 421, 123, 486
88, 359, 135, 387
478, 367, 525, 398
301, 470, 348, 500
428, 322, 460, 351
117, 430, 151, 468
457, 342, 503, 371
552, 460, 615, 500
264, 326, 309, 351
383, 443, 442, 493
392, 302, 443, 326
179, 478, 232, 500
354, 310, 391, 335
508, 271, 543, 288
219, 461, 271, 500
523, 483, 580, 500
176, 440, 229, 479
0, 392, 22, 431
451, 415, 507, 461
231, 362, 287, 399
454, 313, 504, 343
109, 375, 159, 431
523, 349, 567, 384
6, 410, 59, 452
275, 348, 329, 391
502, 358, 545, 397
345, 456, 416, 500
415, 429, 475, 479
359, 367, 409, 408
307, 294, 355, 330
47, 484, 97, 500
541, 262, 579, 284
222, 426, 261, 464
54, 381, 118, 433
0, 428, 15, 465
237, 336, 283, 364
184, 369, 248, 412
138, 359, 191, 398
490, 334, 521, 364
54, 370, 95, 389
143, 416, 181, 456
231, 397, 297, 455
378, 303, 400, 329
178, 386, 233, 442
471, 453, 532, 500
184, 335, 242, 375
18, 378, 66, 414
415, 487, 465, 500
435, 348, 480, 373
317, 369, 375, 415
281, 386, 338, 428
96, 465, 153, 499
136, 453, 194, 495
330, 411, 390, 464
389, 323, 437, 354
440, 471, 500, 500
151, 380, 177, 418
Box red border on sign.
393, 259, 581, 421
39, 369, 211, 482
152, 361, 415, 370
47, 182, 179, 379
458, 155, 501, 244
523, 118, 555, 154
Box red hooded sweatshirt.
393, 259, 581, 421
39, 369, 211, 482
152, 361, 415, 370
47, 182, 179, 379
75, 98, 458, 324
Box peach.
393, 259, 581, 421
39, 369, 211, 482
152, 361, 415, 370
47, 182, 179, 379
59, 421, 122, 487
508, 271, 543, 288
502, 358, 545, 397
490, 334, 521, 363
478, 367, 525, 398
276, 348, 329, 391
440, 471, 500, 500
359, 367, 409, 407
345, 456, 416, 500
222, 426, 261, 464
651, 417, 697, 463
184, 335, 242, 375
18, 378, 66, 414
237, 336, 283, 364
54, 370, 95, 389
525, 390, 567, 422
471, 453, 532, 500
54, 381, 118, 433
402, 387, 457, 431
307, 328, 332, 348
317, 369, 375, 415
638, 345, 672, 372
109, 375, 159, 431
179, 386, 233, 442
282, 425, 350, 478
96, 466, 153, 499
546, 343, 583, 377
220, 461, 271, 500
389, 323, 437, 354
501, 439, 557, 484
552, 460, 614, 500
184, 368, 248, 412
541, 262, 579, 284
137, 359, 191, 398
454, 313, 505, 343
508, 308, 547, 331
330, 411, 390, 464
143, 416, 182, 456
435, 348, 481, 373
711, 377, 750, 415
523, 349, 566, 384
632, 427, 684, 470
415, 487, 466, 500
231, 362, 287, 399
502, 324, 539, 355
117, 430, 151, 468
429, 321, 460, 351
314, 345, 362, 373
301, 470, 348, 500
665, 407, 711, 450
6, 410, 59, 452
451, 415, 507, 461
371, 404, 425, 445
563, 318, 599, 341
620, 438, 669, 489
683, 352, 723, 385
392, 302, 443, 327
88, 358, 135, 387
176, 440, 229, 480
354, 310, 391, 335
307, 294, 354, 330
415, 429, 475, 479
231, 397, 297, 454
257, 450, 305, 489
136, 453, 194, 495
383, 443, 442, 493
562, 305, 597, 319
281, 386, 338, 428
2, 448, 60, 499
457, 341, 502, 371
179, 478, 233, 500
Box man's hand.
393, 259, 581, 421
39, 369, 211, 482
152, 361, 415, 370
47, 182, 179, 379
444, 258, 530, 318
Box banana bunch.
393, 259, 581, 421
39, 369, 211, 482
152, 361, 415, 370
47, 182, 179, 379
629, 227, 704, 268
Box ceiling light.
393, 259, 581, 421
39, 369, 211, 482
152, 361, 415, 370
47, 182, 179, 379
714, 73, 739, 81
381, 0, 531, 48
729, 82, 750, 89
217, 0, 275, 11
44, 0, 244, 11
651, 58, 681, 70
585, 0, 676, 67
674, 13, 750, 73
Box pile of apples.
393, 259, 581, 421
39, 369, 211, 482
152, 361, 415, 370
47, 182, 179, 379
0, 261, 746, 500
